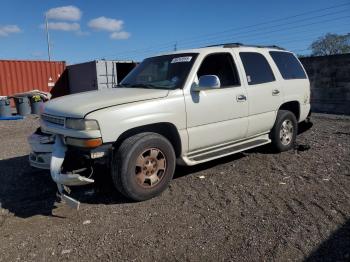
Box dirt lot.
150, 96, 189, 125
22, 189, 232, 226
0, 114, 349, 261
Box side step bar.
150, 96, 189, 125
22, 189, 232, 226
183, 135, 271, 165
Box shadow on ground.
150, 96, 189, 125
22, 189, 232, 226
298, 120, 313, 135
0, 152, 245, 218
73, 152, 247, 205
305, 219, 350, 262
247, 121, 313, 155
0, 155, 57, 218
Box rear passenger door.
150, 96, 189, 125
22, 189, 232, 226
237, 52, 283, 137
269, 51, 310, 118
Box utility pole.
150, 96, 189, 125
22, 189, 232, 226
45, 14, 52, 61
174, 42, 177, 51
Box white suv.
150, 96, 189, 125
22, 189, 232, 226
32, 43, 311, 205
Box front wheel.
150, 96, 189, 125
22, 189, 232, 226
270, 110, 298, 152
111, 132, 176, 201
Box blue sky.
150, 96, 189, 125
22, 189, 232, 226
0, 0, 349, 64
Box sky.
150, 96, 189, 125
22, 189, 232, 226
0, 0, 349, 64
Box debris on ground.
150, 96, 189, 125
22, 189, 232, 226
83, 220, 91, 225
61, 249, 71, 255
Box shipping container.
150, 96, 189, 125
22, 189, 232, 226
68, 60, 137, 94
0, 60, 66, 96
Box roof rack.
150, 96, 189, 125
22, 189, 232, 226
206, 42, 243, 47
205, 43, 285, 50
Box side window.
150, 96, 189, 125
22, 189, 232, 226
269, 51, 307, 79
239, 52, 275, 85
197, 53, 240, 87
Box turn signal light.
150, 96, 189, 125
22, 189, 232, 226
66, 137, 102, 148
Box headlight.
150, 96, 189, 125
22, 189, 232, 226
65, 118, 100, 130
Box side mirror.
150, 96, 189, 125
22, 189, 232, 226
193, 75, 221, 91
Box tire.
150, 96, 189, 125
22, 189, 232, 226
270, 110, 298, 152
111, 132, 176, 201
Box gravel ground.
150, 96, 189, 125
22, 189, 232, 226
0, 114, 349, 262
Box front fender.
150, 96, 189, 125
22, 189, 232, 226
86, 91, 187, 143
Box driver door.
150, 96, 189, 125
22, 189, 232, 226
184, 52, 248, 152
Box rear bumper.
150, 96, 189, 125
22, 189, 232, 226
306, 109, 312, 122
300, 103, 311, 123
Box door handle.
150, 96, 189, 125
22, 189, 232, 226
272, 89, 280, 95
236, 94, 247, 102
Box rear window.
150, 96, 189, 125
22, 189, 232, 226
239, 52, 275, 85
269, 51, 307, 80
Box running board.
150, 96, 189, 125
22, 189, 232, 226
183, 135, 271, 165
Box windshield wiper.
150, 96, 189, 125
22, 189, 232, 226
117, 83, 131, 87
129, 83, 161, 89
118, 83, 171, 89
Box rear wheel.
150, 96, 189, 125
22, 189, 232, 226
111, 132, 176, 201
270, 110, 298, 152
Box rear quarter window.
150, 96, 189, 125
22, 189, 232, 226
269, 51, 307, 80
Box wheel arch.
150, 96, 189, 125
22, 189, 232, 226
113, 122, 182, 158
278, 101, 300, 121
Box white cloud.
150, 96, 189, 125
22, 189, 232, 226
46, 6, 82, 21
88, 16, 131, 40
110, 31, 130, 40
0, 25, 21, 37
88, 17, 124, 32
44, 22, 80, 31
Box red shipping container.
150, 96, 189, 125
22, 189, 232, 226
0, 60, 66, 96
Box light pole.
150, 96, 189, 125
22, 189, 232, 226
45, 14, 52, 61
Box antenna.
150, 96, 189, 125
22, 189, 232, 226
45, 14, 52, 61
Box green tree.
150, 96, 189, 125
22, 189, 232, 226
310, 33, 350, 56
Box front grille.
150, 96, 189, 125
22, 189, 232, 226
41, 114, 65, 126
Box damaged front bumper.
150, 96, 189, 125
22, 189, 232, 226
28, 130, 111, 187
28, 131, 54, 170
29, 152, 52, 170
50, 135, 95, 210
28, 130, 112, 209
50, 135, 95, 186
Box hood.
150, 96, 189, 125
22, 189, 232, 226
43, 88, 169, 118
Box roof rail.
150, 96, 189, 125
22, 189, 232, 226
205, 43, 285, 50
206, 42, 243, 48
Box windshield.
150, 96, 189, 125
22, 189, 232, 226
119, 53, 198, 90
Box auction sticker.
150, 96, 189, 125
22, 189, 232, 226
171, 56, 192, 63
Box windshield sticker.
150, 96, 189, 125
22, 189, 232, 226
171, 56, 192, 63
